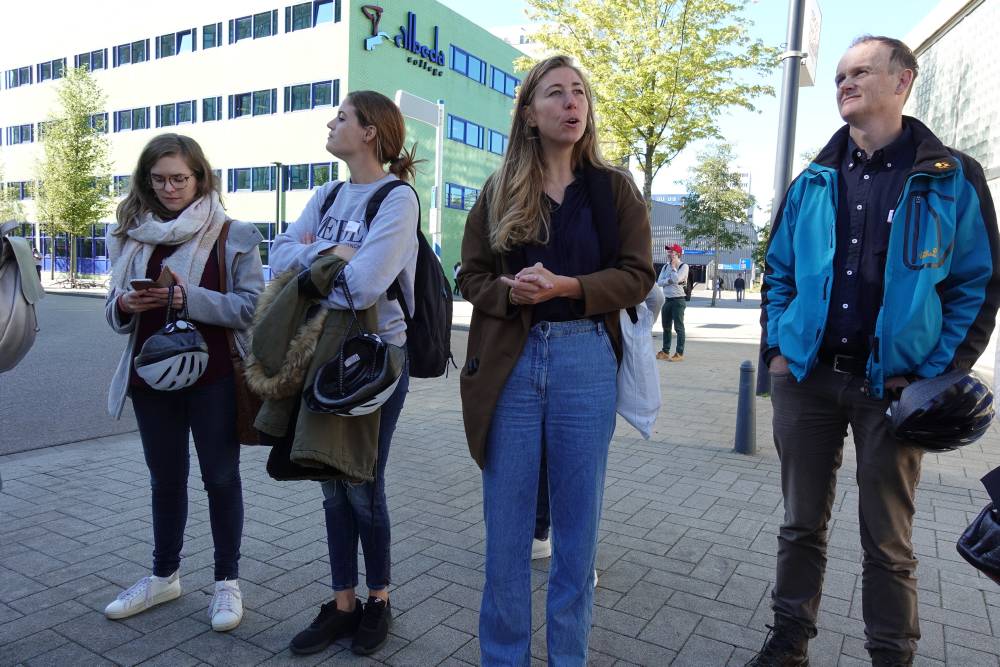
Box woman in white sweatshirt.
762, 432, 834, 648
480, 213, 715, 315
267, 90, 420, 657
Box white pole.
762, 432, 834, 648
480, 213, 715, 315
431, 99, 445, 259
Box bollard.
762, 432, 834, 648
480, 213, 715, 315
734, 360, 757, 455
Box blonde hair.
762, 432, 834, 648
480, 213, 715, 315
345, 90, 425, 182
487, 55, 610, 252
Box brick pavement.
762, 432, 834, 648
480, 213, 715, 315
3, 319, 1000, 666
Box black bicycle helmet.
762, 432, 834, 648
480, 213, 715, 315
958, 503, 1000, 585
887, 369, 994, 451
305, 332, 405, 416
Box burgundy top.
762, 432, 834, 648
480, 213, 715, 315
128, 245, 233, 389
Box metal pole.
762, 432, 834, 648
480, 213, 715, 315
432, 99, 445, 259
771, 0, 806, 215
734, 360, 757, 455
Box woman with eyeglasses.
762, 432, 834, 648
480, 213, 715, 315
103, 133, 264, 632
458, 55, 654, 665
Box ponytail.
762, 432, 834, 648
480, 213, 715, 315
388, 143, 422, 183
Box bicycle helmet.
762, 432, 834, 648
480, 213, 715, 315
133, 286, 209, 391
305, 332, 404, 416
887, 369, 994, 451
957, 503, 1000, 585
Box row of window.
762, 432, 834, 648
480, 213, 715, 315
446, 183, 479, 211
3, 1, 341, 89
447, 115, 509, 155
449, 46, 519, 98
4, 80, 340, 143
5, 162, 338, 200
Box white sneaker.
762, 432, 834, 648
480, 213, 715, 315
594, 569, 599, 588
209, 579, 243, 632
104, 571, 181, 619
531, 537, 552, 560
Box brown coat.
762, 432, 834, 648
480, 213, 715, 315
457, 166, 655, 468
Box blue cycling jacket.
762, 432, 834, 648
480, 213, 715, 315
760, 117, 1000, 398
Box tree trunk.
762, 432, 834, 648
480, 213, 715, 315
69, 234, 77, 286
642, 145, 654, 213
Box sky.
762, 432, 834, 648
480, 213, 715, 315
439, 0, 943, 223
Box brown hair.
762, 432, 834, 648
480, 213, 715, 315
344, 90, 425, 182
113, 133, 219, 236
487, 55, 611, 252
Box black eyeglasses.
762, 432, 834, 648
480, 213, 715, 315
150, 174, 194, 190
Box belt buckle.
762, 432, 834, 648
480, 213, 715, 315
832, 354, 853, 374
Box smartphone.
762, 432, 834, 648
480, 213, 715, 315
130, 279, 157, 291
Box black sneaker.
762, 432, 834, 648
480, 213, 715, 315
351, 596, 392, 655
745, 616, 813, 666
871, 650, 913, 667
289, 598, 362, 655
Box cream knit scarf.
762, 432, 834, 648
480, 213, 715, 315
108, 192, 227, 293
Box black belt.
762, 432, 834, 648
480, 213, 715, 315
817, 350, 867, 376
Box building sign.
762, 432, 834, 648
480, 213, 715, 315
362, 5, 445, 77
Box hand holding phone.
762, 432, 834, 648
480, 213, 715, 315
130, 279, 157, 291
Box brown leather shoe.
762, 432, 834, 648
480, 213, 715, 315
669, 353, 684, 362
656, 350, 670, 361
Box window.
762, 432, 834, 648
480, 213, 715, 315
114, 107, 150, 132
447, 115, 484, 149
37, 121, 51, 139
488, 129, 508, 155
285, 0, 341, 31
288, 164, 310, 189
490, 66, 519, 98
202, 96, 222, 122
284, 80, 338, 111
228, 168, 251, 192
156, 101, 195, 127
229, 89, 276, 118
156, 29, 195, 58
254, 10, 278, 38
450, 46, 486, 84
230, 16, 252, 42
252, 166, 277, 191
203, 22, 222, 49
446, 183, 479, 211
75, 49, 107, 72
6, 125, 34, 145
37, 58, 66, 82
7, 181, 33, 200
311, 162, 336, 187
113, 39, 149, 67
113, 175, 131, 196
6, 66, 32, 88
90, 113, 109, 133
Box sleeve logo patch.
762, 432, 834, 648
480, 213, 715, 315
934, 161, 952, 170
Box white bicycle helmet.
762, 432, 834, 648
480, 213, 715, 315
133, 287, 209, 391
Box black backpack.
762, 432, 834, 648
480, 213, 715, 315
320, 180, 455, 378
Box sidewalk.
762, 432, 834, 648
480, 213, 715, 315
3, 327, 1000, 665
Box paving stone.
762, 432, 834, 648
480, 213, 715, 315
53, 611, 144, 654
637, 605, 701, 651
392, 597, 462, 641
588, 626, 676, 665
673, 633, 734, 667
176, 629, 273, 666
0, 628, 69, 664
25, 642, 112, 666
386, 623, 471, 666
103, 617, 206, 666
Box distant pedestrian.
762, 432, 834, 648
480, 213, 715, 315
734, 275, 746, 302
453, 260, 461, 296
750, 36, 999, 667
656, 243, 687, 362
103, 133, 264, 632
458, 55, 653, 665
31, 247, 41, 281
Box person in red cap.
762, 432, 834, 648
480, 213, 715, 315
655, 244, 688, 361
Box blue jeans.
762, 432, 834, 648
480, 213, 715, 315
131, 375, 243, 581
321, 363, 409, 592
480, 319, 617, 666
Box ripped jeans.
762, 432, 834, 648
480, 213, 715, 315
321, 362, 409, 592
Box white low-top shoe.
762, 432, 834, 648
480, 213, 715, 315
104, 571, 181, 619
531, 537, 552, 560
209, 579, 243, 632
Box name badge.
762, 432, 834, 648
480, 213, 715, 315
344, 221, 361, 235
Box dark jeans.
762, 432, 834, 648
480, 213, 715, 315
736, 288, 745, 302
132, 375, 243, 581
322, 363, 410, 592
769, 363, 923, 657
660, 297, 686, 354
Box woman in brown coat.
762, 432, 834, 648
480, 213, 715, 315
458, 55, 654, 666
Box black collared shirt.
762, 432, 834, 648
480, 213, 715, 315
508, 177, 601, 324
823, 123, 917, 356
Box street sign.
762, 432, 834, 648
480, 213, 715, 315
799, 0, 822, 87
394, 90, 445, 258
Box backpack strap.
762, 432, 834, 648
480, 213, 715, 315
318, 181, 346, 219
362, 180, 421, 320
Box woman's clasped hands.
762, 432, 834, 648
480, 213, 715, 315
501, 262, 580, 305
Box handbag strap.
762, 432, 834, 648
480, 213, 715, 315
216, 220, 239, 359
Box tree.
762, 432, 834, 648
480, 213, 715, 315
0, 165, 25, 223
521, 0, 777, 205
35, 66, 112, 285
677, 144, 753, 306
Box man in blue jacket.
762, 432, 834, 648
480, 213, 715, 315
751, 36, 999, 667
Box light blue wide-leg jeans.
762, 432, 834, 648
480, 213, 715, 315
480, 319, 618, 667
